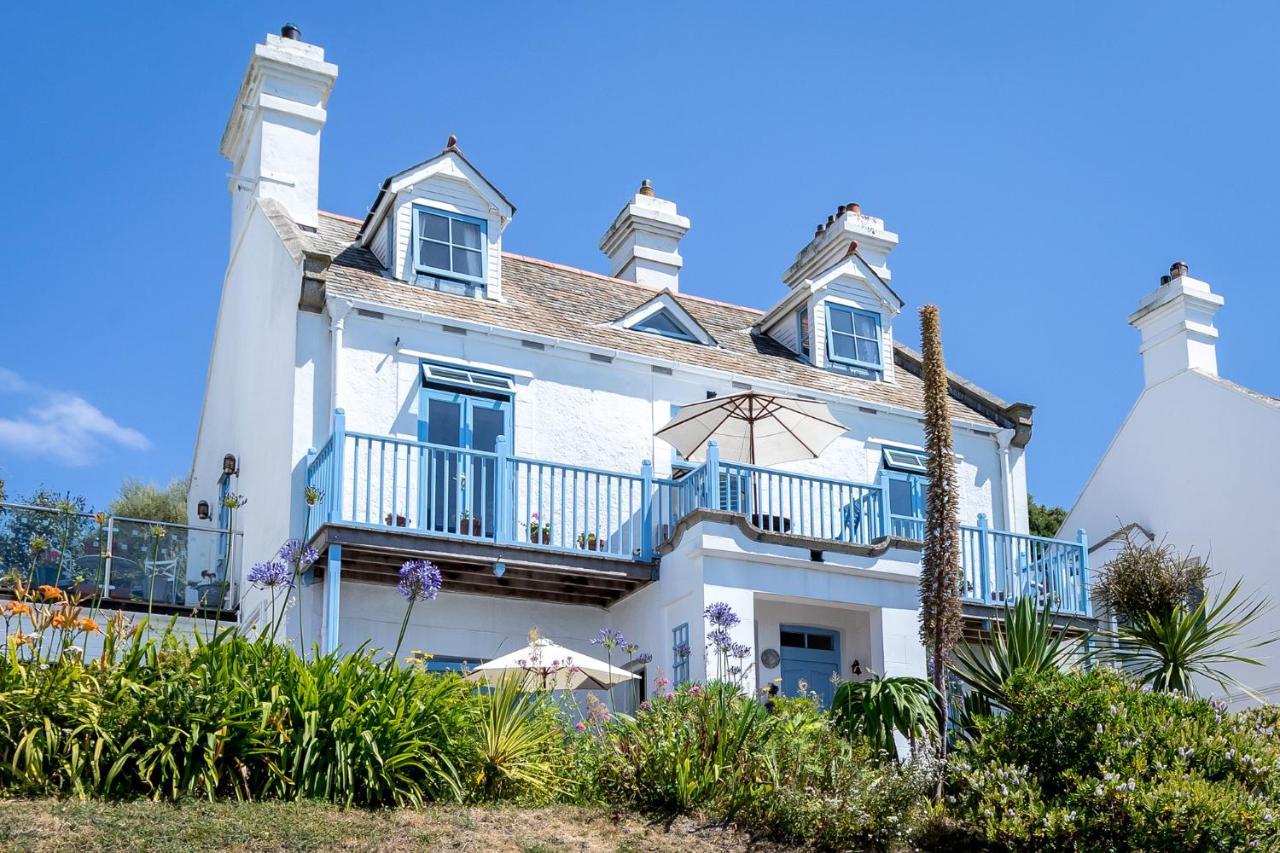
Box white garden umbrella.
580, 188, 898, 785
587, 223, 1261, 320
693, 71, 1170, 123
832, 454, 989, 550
656, 391, 846, 465
464, 637, 637, 691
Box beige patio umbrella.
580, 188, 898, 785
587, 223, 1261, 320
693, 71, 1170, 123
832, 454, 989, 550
656, 391, 846, 465
464, 637, 638, 691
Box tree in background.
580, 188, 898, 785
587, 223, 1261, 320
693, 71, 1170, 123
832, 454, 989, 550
108, 478, 189, 524
917, 304, 963, 772
1027, 495, 1067, 538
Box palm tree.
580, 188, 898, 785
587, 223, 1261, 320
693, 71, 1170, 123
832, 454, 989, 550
917, 304, 963, 768
1102, 580, 1274, 700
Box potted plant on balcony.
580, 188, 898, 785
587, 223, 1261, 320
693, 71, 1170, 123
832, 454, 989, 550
576, 532, 599, 551
528, 513, 551, 544
460, 510, 482, 536
384, 512, 408, 527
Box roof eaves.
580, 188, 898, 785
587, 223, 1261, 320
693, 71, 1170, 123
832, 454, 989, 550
893, 342, 1034, 444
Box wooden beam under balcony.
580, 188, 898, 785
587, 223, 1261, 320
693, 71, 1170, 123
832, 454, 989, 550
308, 522, 653, 607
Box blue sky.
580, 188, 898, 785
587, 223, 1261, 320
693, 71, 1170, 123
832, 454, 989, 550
1, 3, 1277, 514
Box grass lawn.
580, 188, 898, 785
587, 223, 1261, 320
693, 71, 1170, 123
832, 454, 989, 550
0, 799, 802, 852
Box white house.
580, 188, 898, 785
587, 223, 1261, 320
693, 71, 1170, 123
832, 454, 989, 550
1061, 261, 1280, 703
182, 27, 1092, 705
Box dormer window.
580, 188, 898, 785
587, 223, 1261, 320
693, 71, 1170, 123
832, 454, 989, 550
825, 303, 882, 379
795, 307, 811, 359
413, 206, 486, 285
633, 308, 697, 342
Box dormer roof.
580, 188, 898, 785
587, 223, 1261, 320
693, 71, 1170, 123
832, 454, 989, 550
357, 142, 516, 246
613, 290, 717, 346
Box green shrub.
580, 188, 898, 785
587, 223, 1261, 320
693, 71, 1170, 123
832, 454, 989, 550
831, 674, 939, 760
939, 668, 1280, 851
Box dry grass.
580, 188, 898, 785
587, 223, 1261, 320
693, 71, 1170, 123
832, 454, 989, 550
0, 800, 804, 852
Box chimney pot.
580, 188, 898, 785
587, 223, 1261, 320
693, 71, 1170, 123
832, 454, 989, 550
638, 179, 654, 197
280, 23, 302, 40
1170, 260, 1189, 278
814, 225, 823, 238
826, 215, 835, 226
1160, 274, 1172, 285
845, 240, 859, 258
836, 204, 847, 217
849, 202, 860, 214
445, 134, 458, 150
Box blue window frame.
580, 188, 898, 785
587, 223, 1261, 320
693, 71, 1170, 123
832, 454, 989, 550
825, 303, 882, 378
672, 622, 690, 685
412, 205, 487, 285
632, 308, 697, 342
881, 450, 928, 540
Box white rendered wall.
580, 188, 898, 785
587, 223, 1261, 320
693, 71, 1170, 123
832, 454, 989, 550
1062, 369, 1280, 703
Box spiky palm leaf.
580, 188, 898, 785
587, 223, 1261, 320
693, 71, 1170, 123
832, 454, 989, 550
1103, 580, 1275, 700
951, 595, 1080, 709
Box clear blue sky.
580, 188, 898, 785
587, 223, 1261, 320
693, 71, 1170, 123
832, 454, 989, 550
1, 3, 1277, 515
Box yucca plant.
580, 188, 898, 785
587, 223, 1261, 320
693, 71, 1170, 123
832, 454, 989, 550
471, 674, 566, 802
831, 674, 939, 760
1102, 580, 1274, 699
951, 595, 1079, 709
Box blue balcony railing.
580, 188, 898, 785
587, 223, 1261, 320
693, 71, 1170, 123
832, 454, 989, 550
304, 411, 1090, 616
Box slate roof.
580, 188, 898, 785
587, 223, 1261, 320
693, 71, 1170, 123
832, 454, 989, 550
305, 212, 1022, 428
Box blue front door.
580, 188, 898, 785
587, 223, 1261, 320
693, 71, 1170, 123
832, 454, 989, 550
780, 625, 840, 707
418, 388, 511, 536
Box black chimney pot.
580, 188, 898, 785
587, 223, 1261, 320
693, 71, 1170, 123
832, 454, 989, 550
281, 23, 302, 40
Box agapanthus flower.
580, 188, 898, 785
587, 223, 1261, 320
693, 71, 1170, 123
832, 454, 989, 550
591, 628, 626, 650
707, 628, 733, 653
304, 485, 324, 507
278, 539, 320, 569
29, 535, 50, 555
635, 652, 653, 664
148, 525, 167, 539
704, 601, 741, 629
729, 642, 751, 660
222, 493, 248, 509
674, 642, 691, 659
623, 642, 640, 656
248, 558, 293, 588
398, 560, 443, 603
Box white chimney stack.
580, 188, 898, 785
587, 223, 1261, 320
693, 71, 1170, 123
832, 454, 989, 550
220, 25, 338, 235
1128, 261, 1225, 388
599, 180, 690, 291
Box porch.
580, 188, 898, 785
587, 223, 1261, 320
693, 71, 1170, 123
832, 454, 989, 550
304, 410, 1091, 627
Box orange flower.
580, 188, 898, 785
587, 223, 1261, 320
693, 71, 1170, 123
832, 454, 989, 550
9, 631, 36, 647
2, 601, 33, 617
37, 585, 65, 602
75, 617, 101, 635
50, 613, 73, 630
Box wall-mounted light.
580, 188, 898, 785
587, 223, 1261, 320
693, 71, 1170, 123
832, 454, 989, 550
851, 659, 863, 677
196, 500, 211, 521
492, 560, 506, 578
222, 453, 238, 476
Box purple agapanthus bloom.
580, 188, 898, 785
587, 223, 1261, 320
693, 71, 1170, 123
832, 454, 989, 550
707, 628, 734, 653
704, 601, 741, 629
623, 642, 640, 656
398, 559, 443, 603
591, 628, 626, 650
278, 539, 320, 570
674, 642, 691, 659
248, 558, 292, 588
635, 652, 654, 664
729, 642, 751, 660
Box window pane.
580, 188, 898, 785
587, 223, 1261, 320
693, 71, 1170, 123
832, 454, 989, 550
451, 218, 483, 249
419, 240, 450, 271
853, 312, 878, 338
831, 334, 856, 360
828, 308, 854, 334
888, 478, 917, 516
856, 338, 881, 365
418, 210, 449, 241
635, 310, 690, 338
807, 633, 834, 651
452, 246, 483, 278
780, 630, 806, 648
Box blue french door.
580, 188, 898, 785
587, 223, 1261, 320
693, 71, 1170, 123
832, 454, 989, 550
886, 472, 926, 540
780, 625, 841, 707
418, 389, 511, 537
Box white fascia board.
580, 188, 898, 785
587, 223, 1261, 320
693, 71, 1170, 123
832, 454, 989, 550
338, 295, 1000, 435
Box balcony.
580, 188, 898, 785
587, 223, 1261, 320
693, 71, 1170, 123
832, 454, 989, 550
305, 411, 1091, 617
0, 502, 242, 617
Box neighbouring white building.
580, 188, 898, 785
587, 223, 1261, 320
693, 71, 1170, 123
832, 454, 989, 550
181, 26, 1092, 706
1061, 261, 1280, 704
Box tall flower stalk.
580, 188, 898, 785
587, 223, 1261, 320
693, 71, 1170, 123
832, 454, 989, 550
917, 304, 963, 780
247, 556, 293, 642
145, 525, 167, 621
704, 601, 741, 682
590, 628, 626, 706
393, 560, 442, 663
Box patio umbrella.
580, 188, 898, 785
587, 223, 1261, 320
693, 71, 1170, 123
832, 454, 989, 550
655, 391, 846, 465
464, 637, 638, 691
